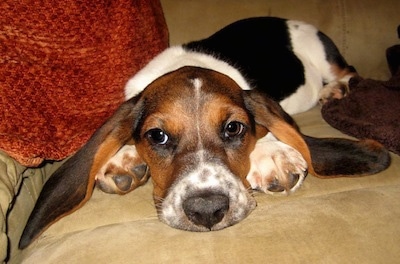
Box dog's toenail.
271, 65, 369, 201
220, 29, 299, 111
267, 178, 285, 192
131, 164, 148, 180
112, 175, 133, 192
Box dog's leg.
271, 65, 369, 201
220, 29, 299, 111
316, 31, 358, 104
95, 145, 150, 194
319, 73, 355, 104
246, 133, 308, 194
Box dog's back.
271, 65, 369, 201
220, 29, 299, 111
126, 17, 356, 115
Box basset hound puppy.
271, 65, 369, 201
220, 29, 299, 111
19, 17, 390, 248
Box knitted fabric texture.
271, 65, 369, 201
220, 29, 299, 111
0, 0, 169, 166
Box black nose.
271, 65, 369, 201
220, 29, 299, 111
183, 194, 229, 230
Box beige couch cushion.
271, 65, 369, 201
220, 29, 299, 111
19, 107, 400, 263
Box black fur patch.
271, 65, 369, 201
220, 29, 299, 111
184, 17, 305, 101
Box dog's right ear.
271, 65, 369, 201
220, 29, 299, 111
19, 96, 144, 249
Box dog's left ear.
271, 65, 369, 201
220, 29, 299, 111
244, 90, 316, 174
244, 90, 391, 178
19, 96, 144, 249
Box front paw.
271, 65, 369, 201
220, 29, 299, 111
96, 145, 150, 194
246, 140, 308, 195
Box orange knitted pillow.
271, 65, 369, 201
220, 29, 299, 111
0, 0, 169, 166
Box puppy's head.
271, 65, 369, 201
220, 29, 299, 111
133, 67, 260, 230
20, 66, 312, 248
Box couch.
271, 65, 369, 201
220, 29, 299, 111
2, 0, 400, 263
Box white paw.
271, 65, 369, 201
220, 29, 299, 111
95, 145, 149, 194
246, 133, 308, 195
318, 81, 349, 105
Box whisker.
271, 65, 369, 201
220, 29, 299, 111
153, 196, 165, 213
246, 185, 256, 194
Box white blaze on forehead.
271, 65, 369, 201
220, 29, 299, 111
190, 78, 203, 91
190, 78, 205, 151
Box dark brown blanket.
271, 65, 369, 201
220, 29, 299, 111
321, 74, 400, 155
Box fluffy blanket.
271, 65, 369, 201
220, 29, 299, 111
0, 0, 168, 166
322, 73, 400, 155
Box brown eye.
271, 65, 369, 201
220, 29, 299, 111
146, 129, 169, 145
223, 121, 246, 139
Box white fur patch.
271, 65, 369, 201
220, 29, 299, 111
190, 78, 203, 91
159, 151, 256, 231
279, 20, 336, 114
124, 46, 251, 100
190, 78, 205, 150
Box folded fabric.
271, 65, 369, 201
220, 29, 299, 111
321, 74, 400, 155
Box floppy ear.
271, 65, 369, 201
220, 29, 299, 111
19, 96, 144, 249
244, 90, 317, 175
244, 90, 391, 178
302, 136, 391, 177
